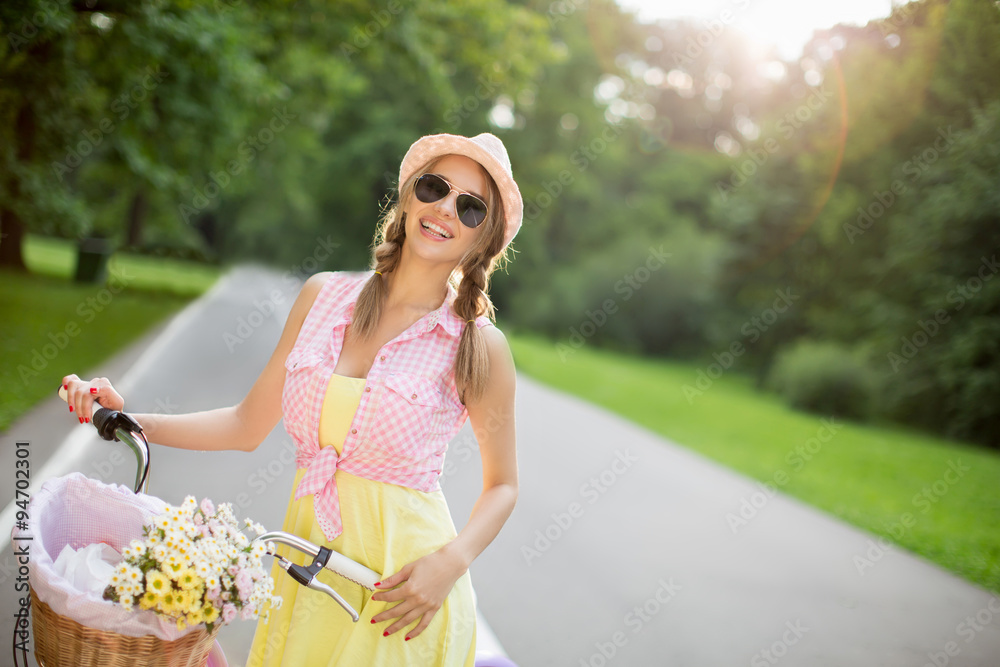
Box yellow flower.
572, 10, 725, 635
176, 616, 187, 631
176, 568, 203, 591
186, 607, 204, 626
146, 570, 170, 597
173, 589, 192, 613
202, 604, 220, 624
140, 591, 158, 610
161, 591, 177, 614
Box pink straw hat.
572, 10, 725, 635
399, 132, 523, 250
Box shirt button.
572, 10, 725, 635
411, 393, 418, 399
380, 356, 386, 361
351, 429, 357, 434
365, 387, 371, 392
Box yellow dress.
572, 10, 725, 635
246, 373, 477, 666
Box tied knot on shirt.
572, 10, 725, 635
295, 445, 346, 541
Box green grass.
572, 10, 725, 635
0, 235, 221, 431
25, 234, 221, 297
503, 329, 1000, 594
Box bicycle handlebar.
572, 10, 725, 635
256, 530, 383, 622
58, 386, 150, 494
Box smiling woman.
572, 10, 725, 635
240, 132, 524, 666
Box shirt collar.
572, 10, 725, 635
432, 280, 465, 338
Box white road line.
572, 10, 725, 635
1, 270, 237, 554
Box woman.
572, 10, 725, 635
62, 132, 522, 666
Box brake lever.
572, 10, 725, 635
271, 553, 361, 622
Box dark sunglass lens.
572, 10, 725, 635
458, 196, 488, 228
415, 174, 449, 203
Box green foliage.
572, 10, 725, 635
2, 0, 998, 448
764, 339, 882, 421
874, 100, 1000, 444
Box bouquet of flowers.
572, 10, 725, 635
103, 495, 282, 632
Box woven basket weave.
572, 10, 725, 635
30, 586, 220, 667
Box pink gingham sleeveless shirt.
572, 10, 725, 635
282, 270, 491, 542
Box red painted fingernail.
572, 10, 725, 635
370, 619, 376, 624
374, 581, 381, 587
90, 388, 97, 394
85, 418, 89, 423
69, 406, 74, 412
382, 631, 389, 637
63, 384, 68, 390
405, 636, 411, 641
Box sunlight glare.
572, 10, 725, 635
616, 0, 897, 60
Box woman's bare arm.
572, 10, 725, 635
444, 324, 519, 566
66, 272, 332, 453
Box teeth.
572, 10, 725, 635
422, 220, 452, 238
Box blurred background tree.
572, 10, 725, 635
2, 0, 997, 448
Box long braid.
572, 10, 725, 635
352, 200, 407, 342
454, 259, 495, 405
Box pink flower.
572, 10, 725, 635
200, 498, 215, 516
235, 570, 252, 599
222, 603, 237, 624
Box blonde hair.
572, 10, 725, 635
351, 155, 514, 405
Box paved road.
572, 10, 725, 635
3, 264, 999, 666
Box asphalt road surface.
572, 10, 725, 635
2, 264, 998, 666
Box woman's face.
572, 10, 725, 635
403, 154, 488, 264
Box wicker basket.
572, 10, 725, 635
30, 586, 220, 667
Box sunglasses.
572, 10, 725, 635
414, 173, 489, 229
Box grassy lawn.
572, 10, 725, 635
0, 235, 221, 431
25, 234, 220, 296
503, 329, 1000, 595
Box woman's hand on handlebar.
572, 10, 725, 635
61, 375, 125, 424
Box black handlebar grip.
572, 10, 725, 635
92, 408, 144, 442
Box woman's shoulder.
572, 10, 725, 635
302, 270, 373, 299
472, 319, 511, 367
292, 270, 371, 323
304, 269, 371, 289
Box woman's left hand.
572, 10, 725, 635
370, 545, 469, 641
